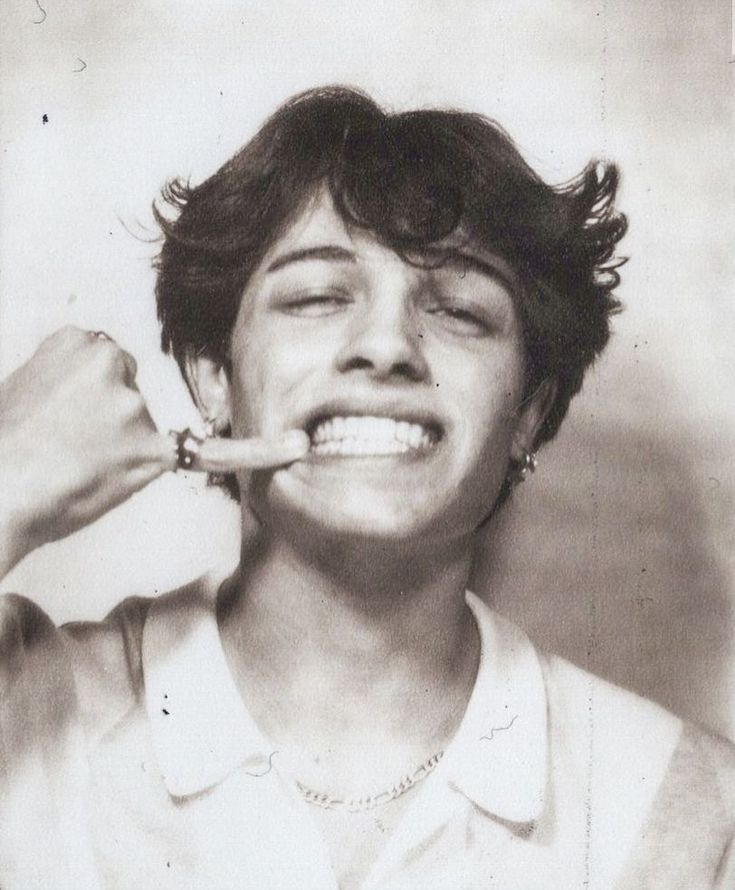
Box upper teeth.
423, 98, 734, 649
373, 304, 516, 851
310, 416, 436, 455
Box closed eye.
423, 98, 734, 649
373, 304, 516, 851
279, 293, 352, 317
426, 305, 490, 336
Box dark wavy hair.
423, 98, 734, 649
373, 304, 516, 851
154, 86, 626, 501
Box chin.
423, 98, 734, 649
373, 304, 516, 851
265, 471, 452, 545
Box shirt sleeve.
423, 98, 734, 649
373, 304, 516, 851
0, 593, 82, 766
0, 593, 101, 884
615, 721, 735, 889
0, 591, 154, 888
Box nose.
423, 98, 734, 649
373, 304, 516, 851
334, 280, 430, 383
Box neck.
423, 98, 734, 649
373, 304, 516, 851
218, 526, 480, 788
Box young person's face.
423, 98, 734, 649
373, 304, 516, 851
222, 190, 547, 546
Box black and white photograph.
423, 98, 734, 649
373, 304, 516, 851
1, 2, 733, 887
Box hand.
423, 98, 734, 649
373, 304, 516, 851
0, 327, 308, 573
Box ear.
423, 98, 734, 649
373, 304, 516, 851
183, 354, 232, 433
510, 378, 557, 462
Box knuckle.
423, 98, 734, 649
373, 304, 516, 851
122, 349, 138, 376
118, 387, 146, 419
109, 348, 129, 374
159, 436, 179, 468
93, 341, 124, 375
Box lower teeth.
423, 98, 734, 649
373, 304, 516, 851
311, 439, 415, 456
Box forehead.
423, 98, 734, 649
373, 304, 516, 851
269, 191, 353, 255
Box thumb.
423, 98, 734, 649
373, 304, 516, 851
195, 429, 310, 472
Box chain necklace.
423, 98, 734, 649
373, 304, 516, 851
295, 750, 444, 813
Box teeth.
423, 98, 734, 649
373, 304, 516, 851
309, 415, 437, 456
396, 421, 411, 443
312, 438, 412, 457
407, 425, 423, 448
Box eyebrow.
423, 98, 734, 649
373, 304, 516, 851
266, 245, 356, 274
265, 243, 516, 292
433, 249, 517, 293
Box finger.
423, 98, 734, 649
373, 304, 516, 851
87, 332, 139, 384
117, 349, 138, 386
195, 430, 310, 472
146, 431, 181, 473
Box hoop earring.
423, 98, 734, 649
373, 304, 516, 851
514, 449, 538, 484
518, 449, 538, 481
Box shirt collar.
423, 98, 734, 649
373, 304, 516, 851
443, 591, 548, 824
142, 575, 273, 797
143, 582, 548, 822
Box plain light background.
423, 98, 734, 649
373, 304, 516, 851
1, 0, 733, 737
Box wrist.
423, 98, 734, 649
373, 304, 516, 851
0, 514, 29, 580
0, 492, 42, 581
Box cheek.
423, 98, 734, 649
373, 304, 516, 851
449, 354, 524, 490
229, 331, 321, 438
455, 348, 525, 440
446, 418, 515, 532
228, 323, 270, 437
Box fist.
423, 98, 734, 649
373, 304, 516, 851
0, 327, 176, 549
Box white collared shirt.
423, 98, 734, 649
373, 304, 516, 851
1, 579, 733, 889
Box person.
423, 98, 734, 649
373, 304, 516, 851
0, 86, 732, 889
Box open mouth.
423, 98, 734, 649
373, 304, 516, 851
306, 415, 442, 457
